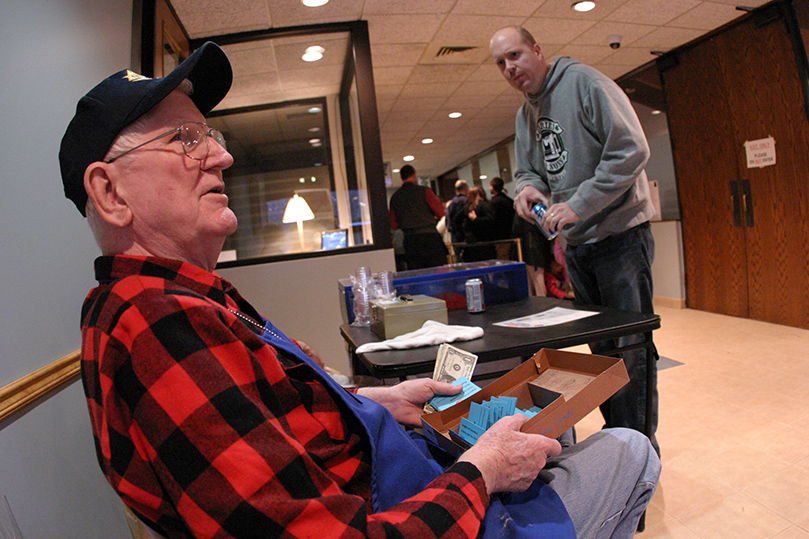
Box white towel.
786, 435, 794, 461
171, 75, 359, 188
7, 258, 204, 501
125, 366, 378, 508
356, 320, 484, 353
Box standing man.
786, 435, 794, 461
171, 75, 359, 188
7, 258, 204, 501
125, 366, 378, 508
389, 165, 448, 269
490, 26, 659, 452
446, 179, 469, 245
488, 177, 516, 258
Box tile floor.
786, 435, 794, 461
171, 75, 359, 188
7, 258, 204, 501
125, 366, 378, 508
572, 305, 809, 539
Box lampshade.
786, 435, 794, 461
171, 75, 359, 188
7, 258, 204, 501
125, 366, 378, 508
282, 194, 315, 223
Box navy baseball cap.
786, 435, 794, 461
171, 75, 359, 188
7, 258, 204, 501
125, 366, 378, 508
59, 41, 232, 216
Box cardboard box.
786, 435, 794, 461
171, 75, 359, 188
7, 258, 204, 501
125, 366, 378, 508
370, 295, 448, 339
420, 349, 629, 456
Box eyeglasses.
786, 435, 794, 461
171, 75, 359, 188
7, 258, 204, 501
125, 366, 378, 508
105, 122, 227, 163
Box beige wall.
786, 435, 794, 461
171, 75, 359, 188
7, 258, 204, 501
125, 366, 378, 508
219, 249, 396, 374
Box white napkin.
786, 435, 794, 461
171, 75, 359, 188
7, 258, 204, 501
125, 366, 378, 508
356, 320, 484, 353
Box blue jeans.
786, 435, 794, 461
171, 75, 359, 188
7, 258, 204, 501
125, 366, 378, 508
565, 222, 659, 452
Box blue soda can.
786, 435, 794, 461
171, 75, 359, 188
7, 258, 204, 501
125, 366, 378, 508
531, 203, 560, 240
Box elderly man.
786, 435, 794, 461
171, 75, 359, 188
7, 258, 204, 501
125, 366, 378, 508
60, 42, 658, 539
490, 26, 659, 452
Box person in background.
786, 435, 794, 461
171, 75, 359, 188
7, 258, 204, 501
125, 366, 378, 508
60, 41, 659, 539
389, 164, 447, 269
511, 213, 553, 296
446, 179, 469, 245
461, 185, 497, 262
491, 25, 659, 452
545, 259, 575, 300
487, 177, 516, 259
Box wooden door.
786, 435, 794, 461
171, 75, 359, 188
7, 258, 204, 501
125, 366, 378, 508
663, 37, 749, 317
663, 6, 809, 328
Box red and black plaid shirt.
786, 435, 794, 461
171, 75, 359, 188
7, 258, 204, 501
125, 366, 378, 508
81, 255, 489, 539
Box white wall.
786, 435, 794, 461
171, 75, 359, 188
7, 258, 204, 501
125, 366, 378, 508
0, 0, 135, 537
650, 221, 686, 307
219, 249, 396, 375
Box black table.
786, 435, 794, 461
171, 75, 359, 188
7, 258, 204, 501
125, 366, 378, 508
341, 296, 660, 382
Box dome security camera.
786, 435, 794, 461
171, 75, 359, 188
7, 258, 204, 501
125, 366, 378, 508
608, 35, 622, 49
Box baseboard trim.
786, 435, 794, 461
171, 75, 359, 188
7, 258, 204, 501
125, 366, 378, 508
654, 296, 686, 309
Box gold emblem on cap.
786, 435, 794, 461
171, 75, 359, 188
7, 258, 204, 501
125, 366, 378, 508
123, 70, 151, 82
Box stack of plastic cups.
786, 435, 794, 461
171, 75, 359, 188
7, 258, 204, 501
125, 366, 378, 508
378, 270, 395, 300
352, 266, 371, 326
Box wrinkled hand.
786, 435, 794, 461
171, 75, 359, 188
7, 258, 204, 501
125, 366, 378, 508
541, 202, 579, 235
296, 340, 326, 368
457, 414, 562, 495
358, 379, 462, 426
513, 185, 547, 222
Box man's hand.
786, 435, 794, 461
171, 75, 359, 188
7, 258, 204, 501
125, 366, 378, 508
542, 202, 579, 235
457, 414, 562, 495
513, 185, 547, 222
357, 379, 462, 426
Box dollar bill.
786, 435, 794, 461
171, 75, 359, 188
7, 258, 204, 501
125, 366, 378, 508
433, 343, 478, 384
425, 344, 479, 413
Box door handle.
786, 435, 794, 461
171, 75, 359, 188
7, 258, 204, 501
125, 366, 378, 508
730, 180, 743, 227
741, 179, 754, 227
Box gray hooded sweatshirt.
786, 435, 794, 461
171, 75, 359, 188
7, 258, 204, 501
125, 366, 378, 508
513, 57, 655, 245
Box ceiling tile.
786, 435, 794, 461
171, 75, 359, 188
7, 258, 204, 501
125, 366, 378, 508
450, 0, 545, 17
371, 43, 427, 67
523, 17, 598, 45
398, 81, 462, 99
667, 2, 746, 30
393, 96, 449, 111
631, 26, 705, 50
571, 21, 657, 47
365, 14, 446, 44
268, 0, 364, 28
605, 0, 702, 26
362, 0, 457, 15
373, 66, 416, 86
407, 64, 479, 84
601, 46, 660, 66
468, 62, 508, 82
534, 0, 628, 21
170, 0, 270, 38
433, 14, 526, 45
552, 44, 614, 65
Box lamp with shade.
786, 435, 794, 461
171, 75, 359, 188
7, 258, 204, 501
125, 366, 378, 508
283, 194, 315, 250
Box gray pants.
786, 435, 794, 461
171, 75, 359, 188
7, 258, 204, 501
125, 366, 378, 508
542, 428, 660, 539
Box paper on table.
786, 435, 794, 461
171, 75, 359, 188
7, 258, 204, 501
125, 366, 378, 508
493, 306, 598, 328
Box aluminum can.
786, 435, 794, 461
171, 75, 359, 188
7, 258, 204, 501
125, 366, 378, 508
531, 203, 560, 240
465, 278, 485, 313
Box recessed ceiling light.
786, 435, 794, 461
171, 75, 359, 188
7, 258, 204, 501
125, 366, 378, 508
393, 168, 400, 173
308, 107, 322, 114
403, 155, 414, 162
480, 175, 488, 180
422, 138, 433, 144
572, 1, 596, 12
302, 46, 325, 62
309, 126, 321, 132
448, 112, 462, 119
301, 0, 329, 6
309, 138, 321, 144
299, 177, 306, 183
311, 176, 317, 182
651, 110, 662, 115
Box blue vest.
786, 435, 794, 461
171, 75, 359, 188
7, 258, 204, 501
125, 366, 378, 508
259, 318, 575, 539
